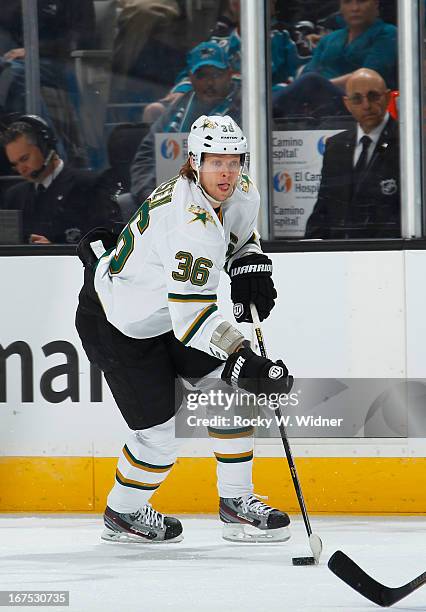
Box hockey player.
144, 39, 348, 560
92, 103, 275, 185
76, 114, 293, 544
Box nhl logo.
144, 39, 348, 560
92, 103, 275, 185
380, 178, 397, 196
268, 365, 284, 379
233, 303, 244, 319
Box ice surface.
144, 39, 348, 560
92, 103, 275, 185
0, 515, 425, 612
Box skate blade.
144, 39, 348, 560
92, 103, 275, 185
101, 528, 183, 544
222, 523, 291, 543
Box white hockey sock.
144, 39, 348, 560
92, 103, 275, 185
208, 425, 254, 499
107, 416, 181, 513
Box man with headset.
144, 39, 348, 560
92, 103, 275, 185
0, 115, 121, 244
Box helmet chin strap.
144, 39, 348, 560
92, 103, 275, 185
198, 182, 224, 206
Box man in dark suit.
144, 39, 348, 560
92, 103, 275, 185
305, 68, 400, 239
1, 115, 121, 244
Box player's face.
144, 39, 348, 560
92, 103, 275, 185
344, 77, 390, 132
340, 0, 379, 29
6, 135, 45, 181
191, 67, 232, 103
199, 153, 241, 204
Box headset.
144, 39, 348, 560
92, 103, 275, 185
17, 114, 57, 179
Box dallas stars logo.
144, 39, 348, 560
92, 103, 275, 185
240, 174, 250, 193
202, 118, 218, 130
187, 204, 214, 226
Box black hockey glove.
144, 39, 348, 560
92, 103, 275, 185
222, 341, 293, 396
229, 253, 277, 323
77, 227, 118, 269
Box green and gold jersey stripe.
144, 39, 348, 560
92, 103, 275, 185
208, 426, 254, 439
115, 469, 160, 490
149, 175, 179, 210
168, 293, 217, 303
94, 246, 115, 272
123, 445, 174, 473
214, 450, 254, 463
180, 304, 218, 345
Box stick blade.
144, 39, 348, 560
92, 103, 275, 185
328, 550, 426, 608
328, 550, 391, 607
309, 533, 323, 563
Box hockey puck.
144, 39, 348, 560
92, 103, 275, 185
292, 556, 317, 566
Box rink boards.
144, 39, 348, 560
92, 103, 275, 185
0, 251, 426, 513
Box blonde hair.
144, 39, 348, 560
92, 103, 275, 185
179, 157, 197, 182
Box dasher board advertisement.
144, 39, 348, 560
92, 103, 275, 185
155, 133, 188, 185
272, 129, 343, 238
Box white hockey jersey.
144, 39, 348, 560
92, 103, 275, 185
94, 173, 262, 357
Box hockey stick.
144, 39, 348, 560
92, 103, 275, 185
250, 304, 323, 564
328, 550, 426, 607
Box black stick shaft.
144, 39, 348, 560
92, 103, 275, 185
274, 407, 313, 537
252, 318, 313, 538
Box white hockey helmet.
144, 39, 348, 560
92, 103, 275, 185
188, 115, 248, 170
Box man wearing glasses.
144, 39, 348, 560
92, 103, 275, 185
305, 68, 400, 239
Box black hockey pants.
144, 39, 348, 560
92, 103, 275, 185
75, 265, 222, 430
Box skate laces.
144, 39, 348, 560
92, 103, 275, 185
133, 503, 165, 529
240, 494, 274, 516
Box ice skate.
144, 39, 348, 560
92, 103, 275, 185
220, 494, 291, 542
102, 503, 183, 543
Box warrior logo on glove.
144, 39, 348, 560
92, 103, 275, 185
229, 253, 277, 323
233, 303, 244, 319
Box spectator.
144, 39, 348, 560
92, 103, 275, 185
167, 0, 242, 98
131, 40, 241, 202
143, 0, 301, 123
112, 1, 183, 85
302, 0, 397, 89
208, 7, 302, 89
141, 0, 241, 121
0, 0, 95, 164
273, 0, 397, 118
276, 0, 339, 26
110, 0, 197, 116
1, 116, 121, 244
210, 0, 240, 38
305, 68, 400, 239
